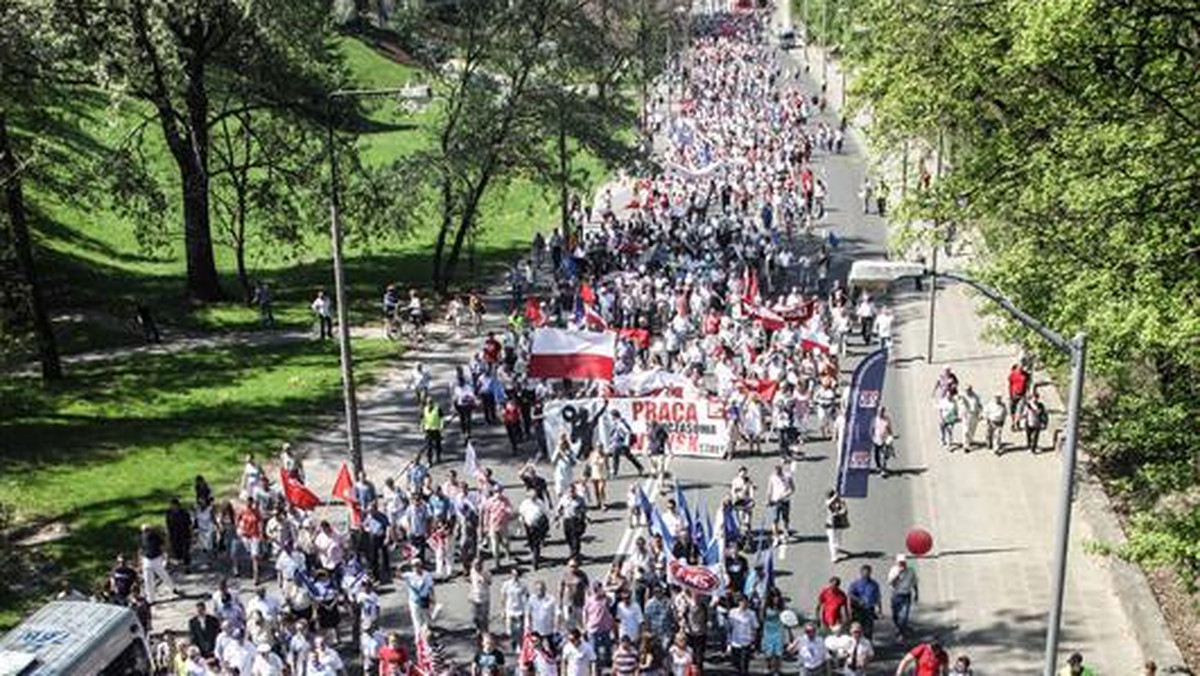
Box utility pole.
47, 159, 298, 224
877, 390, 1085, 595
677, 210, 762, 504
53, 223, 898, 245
821, 0, 829, 89
926, 127, 945, 363
324, 86, 429, 476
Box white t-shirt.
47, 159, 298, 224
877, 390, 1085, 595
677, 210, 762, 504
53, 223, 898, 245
526, 594, 558, 636
502, 579, 528, 617
616, 602, 644, 639
562, 640, 597, 676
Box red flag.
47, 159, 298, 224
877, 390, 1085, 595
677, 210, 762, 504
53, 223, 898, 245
739, 379, 779, 402
618, 328, 650, 349
742, 301, 785, 331
742, 268, 759, 305
332, 463, 354, 503
518, 628, 537, 667
331, 463, 361, 527
280, 468, 321, 511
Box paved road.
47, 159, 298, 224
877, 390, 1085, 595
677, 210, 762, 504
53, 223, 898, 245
147, 11, 1169, 675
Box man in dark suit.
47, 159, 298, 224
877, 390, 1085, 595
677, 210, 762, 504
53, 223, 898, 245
188, 602, 220, 658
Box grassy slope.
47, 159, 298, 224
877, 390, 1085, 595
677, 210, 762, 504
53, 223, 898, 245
0, 337, 397, 626
19, 35, 610, 354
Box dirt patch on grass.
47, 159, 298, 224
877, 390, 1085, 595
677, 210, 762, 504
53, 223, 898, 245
1144, 567, 1199, 670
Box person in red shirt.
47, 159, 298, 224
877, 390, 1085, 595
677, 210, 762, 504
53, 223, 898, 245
502, 399, 524, 455
1007, 363, 1030, 431
482, 333, 502, 365
815, 576, 850, 630
235, 498, 263, 585
378, 632, 409, 675
895, 640, 950, 676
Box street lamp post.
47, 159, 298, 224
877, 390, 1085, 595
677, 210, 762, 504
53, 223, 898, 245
848, 260, 1088, 676
324, 86, 430, 476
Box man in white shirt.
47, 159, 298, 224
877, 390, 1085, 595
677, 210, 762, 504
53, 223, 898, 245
790, 622, 830, 675
250, 643, 285, 676
887, 555, 919, 638
560, 628, 597, 676
502, 568, 529, 651
825, 622, 873, 676
219, 628, 254, 676
525, 580, 559, 639
615, 592, 644, 640
766, 462, 795, 541
726, 595, 759, 676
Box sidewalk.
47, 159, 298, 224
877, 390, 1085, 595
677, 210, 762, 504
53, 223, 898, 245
776, 2, 1183, 669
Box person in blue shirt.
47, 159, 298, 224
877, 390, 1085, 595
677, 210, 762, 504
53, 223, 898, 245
848, 564, 883, 639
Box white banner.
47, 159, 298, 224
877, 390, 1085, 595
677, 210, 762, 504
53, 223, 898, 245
543, 396, 730, 459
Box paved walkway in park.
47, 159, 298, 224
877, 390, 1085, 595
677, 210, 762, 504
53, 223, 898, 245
6, 326, 388, 377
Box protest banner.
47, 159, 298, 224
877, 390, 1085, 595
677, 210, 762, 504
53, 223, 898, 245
543, 395, 730, 459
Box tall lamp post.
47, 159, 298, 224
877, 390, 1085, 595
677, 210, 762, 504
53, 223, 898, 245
325, 85, 430, 476
848, 260, 1087, 676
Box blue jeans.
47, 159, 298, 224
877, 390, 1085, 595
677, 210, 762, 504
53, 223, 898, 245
938, 421, 956, 447
892, 592, 913, 634
588, 631, 613, 666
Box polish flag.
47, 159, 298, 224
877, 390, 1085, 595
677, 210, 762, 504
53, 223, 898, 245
800, 322, 832, 353
529, 328, 616, 380
742, 301, 785, 331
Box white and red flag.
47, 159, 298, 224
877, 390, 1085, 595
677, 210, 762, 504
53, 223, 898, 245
528, 328, 616, 380
800, 318, 832, 353
742, 301, 785, 331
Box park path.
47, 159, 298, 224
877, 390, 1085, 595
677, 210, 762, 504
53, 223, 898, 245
4, 325, 388, 377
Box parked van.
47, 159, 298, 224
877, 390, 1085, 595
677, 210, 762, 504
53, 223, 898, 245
0, 601, 151, 675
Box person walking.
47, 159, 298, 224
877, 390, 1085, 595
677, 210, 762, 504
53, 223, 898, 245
895, 639, 949, 676
789, 622, 830, 676
519, 489, 551, 570
311, 289, 333, 340
138, 524, 178, 604
556, 484, 589, 561
503, 398, 524, 455
607, 410, 645, 478
586, 445, 610, 510
816, 577, 850, 632
165, 497, 193, 570
825, 489, 849, 562
936, 391, 960, 450
1058, 652, 1098, 676
422, 399, 445, 465
847, 565, 883, 639
469, 558, 492, 633
828, 622, 873, 676
766, 462, 795, 543
983, 393, 1007, 454
726, 595, 758, 676
1023, 392, 1049, 453
1007, 362, 1030, 431
252, 281, 274, 328
872, 407, 896, 476
887, 554, 919, 639
960, 385, 982, 450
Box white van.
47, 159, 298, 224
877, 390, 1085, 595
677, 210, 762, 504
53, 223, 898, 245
0, 601, 151, 675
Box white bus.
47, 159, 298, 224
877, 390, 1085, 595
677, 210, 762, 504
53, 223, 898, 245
0, 601, 151, 675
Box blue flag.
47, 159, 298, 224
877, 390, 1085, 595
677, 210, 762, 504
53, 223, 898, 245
837, 348, 889, 499
722, 502, 740, 544
674, 482, 693, 534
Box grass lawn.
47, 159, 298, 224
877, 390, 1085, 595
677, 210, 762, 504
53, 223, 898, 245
7, 32, 614, 361
0, 337, 398, 627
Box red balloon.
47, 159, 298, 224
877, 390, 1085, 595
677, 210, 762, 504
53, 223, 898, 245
906, 528, 934, 556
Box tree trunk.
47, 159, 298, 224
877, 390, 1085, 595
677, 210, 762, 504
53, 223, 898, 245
442, 181, 487, 287
180, 60, 223, 302
234, 195, 250, 301
0, 112, 62, 381
558, 102, 569, 235
432, 175, 455, 294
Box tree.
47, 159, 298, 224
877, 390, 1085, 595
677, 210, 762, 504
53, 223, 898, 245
849, 0, 1200, 585
397, 0, 666, 293
0, 0, 64, 381
64, 0, 345, 301
209, 109, 325, 299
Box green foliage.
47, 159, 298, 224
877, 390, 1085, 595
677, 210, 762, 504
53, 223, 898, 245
0, 338, 396, 620
849, 0, 1200, 584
